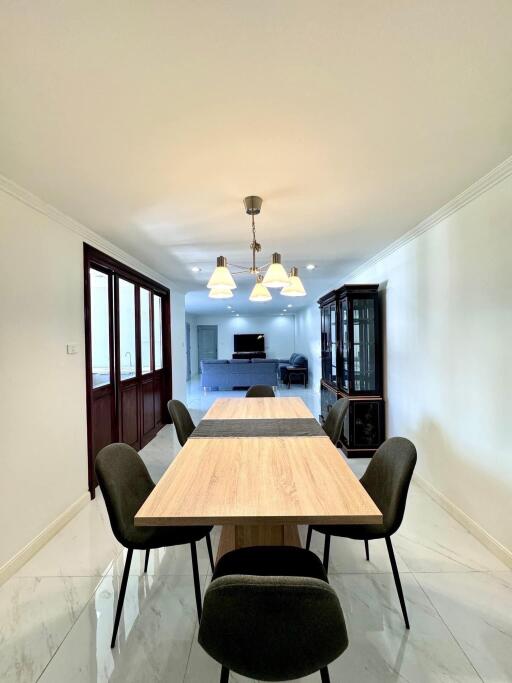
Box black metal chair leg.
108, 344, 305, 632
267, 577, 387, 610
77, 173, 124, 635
320, 666, 331, 682
190, 541, 202, 620
111, 548, 133, 648
206, 532, 215, 573
306, 526, 312, 550
144, 549, 150, 573
364, 539, 370, 561
220, 666, 229, 683
323, 534, 331, 573
385, 536, 410, 629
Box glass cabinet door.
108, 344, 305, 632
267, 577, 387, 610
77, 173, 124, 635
330, 303, 337, 383
352, 297, 376, 392
321, 304, 333, 382
340, 298, 349, 391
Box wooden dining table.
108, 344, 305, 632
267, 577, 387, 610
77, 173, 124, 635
135, 397, 382, 561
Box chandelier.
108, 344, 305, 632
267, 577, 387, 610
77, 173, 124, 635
207, 196, 307, 302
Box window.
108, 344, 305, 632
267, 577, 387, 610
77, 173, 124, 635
153, 294, 163, 370
119, 279, 136, 380
140, 287, 151, 373
90, 268, 110, 387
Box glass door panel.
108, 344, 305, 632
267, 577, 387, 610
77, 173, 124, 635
352, 298, 376, 392
90, 268, 111, 388
140, 288, 152, 374
330, 303, 337, 383
153, 294, 163, 370
321, 306, 328, 380
340, 298, 349, 391
119, 279, 136, 380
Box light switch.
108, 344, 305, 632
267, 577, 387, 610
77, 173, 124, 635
67, 343, 78, 355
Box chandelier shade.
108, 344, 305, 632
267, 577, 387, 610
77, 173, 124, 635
207, 256, 236, 290
261, 253, 289, 288
249, 276, 272, 302
208, 285, 234, 299
281, 267, 307, 297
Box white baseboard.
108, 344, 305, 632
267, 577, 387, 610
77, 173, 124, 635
414, 474, 512, 569
0, 492, 90, 586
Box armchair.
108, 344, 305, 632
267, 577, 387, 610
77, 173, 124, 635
278, 353, 309, 385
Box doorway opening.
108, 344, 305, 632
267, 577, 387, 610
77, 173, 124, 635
197, 325, 218, 374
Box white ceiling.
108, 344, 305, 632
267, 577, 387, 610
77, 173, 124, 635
1, 1, 512, 315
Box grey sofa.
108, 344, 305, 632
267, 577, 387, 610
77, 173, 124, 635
201, 359, 279, 390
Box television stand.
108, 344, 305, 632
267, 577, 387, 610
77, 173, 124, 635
232, 352, 266, 359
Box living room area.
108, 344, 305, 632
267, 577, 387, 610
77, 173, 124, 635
184, 306, 317, 414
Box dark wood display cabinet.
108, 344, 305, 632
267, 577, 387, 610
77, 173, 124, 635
319, 284, 385, 457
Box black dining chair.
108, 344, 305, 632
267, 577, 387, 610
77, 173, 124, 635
95, 443, 215, 647
245, 384, 275, 398
322, 397, 349, 445
306, 436, 417, 628
167, 399, 196, 446
198, 546, 348, 682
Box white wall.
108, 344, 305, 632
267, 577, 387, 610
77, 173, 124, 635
186, 314, 199, 376
345, 171, 512, 554
294, 305, 322, 390
0, 183, 186, 572
193, 314, 295, 362
170, 292, 187, 401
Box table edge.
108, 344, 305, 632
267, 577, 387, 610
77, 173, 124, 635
134, 513, 383, 526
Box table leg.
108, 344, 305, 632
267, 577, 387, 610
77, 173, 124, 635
217, 524, 301, 563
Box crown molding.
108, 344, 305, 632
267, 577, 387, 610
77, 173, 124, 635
343, 153, 512, 283
0, 174, 186, 293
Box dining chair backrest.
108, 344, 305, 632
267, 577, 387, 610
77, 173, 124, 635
245, 385, 275, 398
360, 436, 417, 536
322, 397, 349, 444
167, 399, 196, 446
198, 574, 348, 680
95, 442, 155, 547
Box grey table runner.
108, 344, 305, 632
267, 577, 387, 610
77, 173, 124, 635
190, 418, 326, 439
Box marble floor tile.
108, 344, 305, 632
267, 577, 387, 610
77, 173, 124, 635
184, 625, 255, 683
107, 532, 218, 578
0, 576, 100, 683
394, 485, 509, 573
17, 496, 120, 579
37, 573, 208, 683
276, 572, 482, 682
307, 530, 410, 575
139, 424, 181, 483
415, 571, 512, 682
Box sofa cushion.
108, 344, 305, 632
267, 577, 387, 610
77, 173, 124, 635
289, 353, 298, 364
203, 359, 228, 365
229, 359, 250, 364
293, 354, 307, 367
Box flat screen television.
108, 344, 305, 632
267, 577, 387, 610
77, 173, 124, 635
234, 333, 265, 353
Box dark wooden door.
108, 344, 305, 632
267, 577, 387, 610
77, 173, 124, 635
85, 246, 171, 496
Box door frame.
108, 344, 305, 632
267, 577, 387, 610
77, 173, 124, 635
186, 322, 191, 381
84, 244, 172, 497
197, 324, 218, 373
